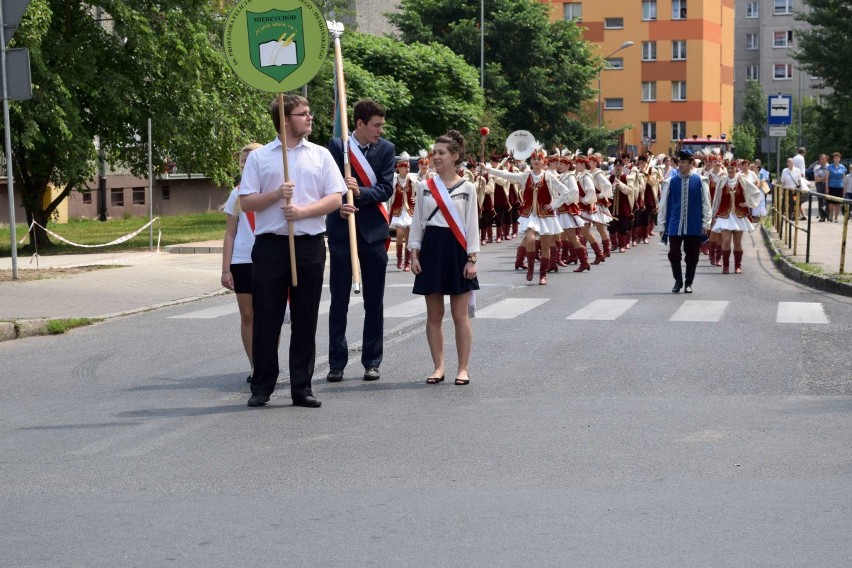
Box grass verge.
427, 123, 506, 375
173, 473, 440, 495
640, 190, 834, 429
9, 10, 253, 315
45, 318, 101, 335
0, 212, 227, 257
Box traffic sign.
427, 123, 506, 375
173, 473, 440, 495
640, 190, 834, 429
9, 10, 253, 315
769, 126, 788, 138
2, 0, 31, 46
768, 95, 793, 126
5, 47, 30, 100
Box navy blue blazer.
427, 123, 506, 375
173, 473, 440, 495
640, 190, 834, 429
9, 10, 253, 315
326, 137, 396, 244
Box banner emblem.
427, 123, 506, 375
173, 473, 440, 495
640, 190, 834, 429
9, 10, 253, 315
247, 9, 305, 82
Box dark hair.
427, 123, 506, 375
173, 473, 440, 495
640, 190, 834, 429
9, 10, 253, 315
353, 99, 386, 126
435, 130, 466, 165
269, 94, 309, 133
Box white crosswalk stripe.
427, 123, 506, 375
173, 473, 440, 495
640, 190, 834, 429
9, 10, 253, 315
776, 302, 828, 324
566, 299, 638, 320
169, 304, 239, 319
385, 297, 449, 318
670, 301, 730, 322
319, 296, 362, 316
475, 298, 549, 319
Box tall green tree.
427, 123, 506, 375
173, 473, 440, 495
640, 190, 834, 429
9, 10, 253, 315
388, 0, 607, 148
741, 79, 766, 157
731, 124, 757, 161
794, 0, 852, 157
5, 0, 271, 247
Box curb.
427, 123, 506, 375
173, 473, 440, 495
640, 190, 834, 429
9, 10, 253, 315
0, 288, 232, 343
165, 244, 223, 254
760, 226, 852, 298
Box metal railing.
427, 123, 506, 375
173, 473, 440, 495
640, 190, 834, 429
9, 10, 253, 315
770, 182, 852, 274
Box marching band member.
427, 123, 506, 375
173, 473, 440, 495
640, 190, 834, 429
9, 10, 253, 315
389, 153, 417, 271
711, 161, 762, 274
587, 155, 615, 258
704, 157, 724, 266
657, 150, 712, 294
475, 161, 495, 245
575, 156, 607, 266
552, 154, 585, 268
486, 149, 572, 285
488, 154, 511, 242
609, 159, 635, 253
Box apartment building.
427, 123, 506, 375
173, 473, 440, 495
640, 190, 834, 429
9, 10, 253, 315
548, 0, 735, 156
734, 0, 828, 124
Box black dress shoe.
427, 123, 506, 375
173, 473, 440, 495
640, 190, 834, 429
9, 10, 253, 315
672, 281, 683, 293
326, 369, 344, 382
363, 367, 380, 381
292, 395, 321, 408
247, 394, 270, 407
684, 284, 693, 293
246, 374, 253, 384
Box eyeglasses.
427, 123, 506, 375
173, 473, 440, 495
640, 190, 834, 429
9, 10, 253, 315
288, 111, 314, 118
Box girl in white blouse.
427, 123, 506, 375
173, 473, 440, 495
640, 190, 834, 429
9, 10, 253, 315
408, 131, 479, 386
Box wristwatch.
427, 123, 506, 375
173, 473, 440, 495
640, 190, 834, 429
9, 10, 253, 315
467, 254, 477, 264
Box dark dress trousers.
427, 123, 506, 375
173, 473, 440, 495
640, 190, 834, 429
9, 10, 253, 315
326, 137, 396, 371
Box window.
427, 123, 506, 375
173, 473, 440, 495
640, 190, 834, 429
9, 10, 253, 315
671, 122, 687, 141
604, 18, 624, 29
746, 1, 759, 17
161, 186, 170, 200
672, 40, 687, 60
642, 0, 657, 21
82, 191, 92, 204
746, 65, 760, 80
773, 63, 793, 79
606, 57, 624, 70
604, 98, 624, 110
132, 187, 146, 205
671, 81, 687, 101
774, 0, 793, 15
746, 33, 759, 50
564, 3, 582, 21
774, 30, 794, 47
672, 0, 687, 20
642, 122, 657, 141
642, 81, 657, 102
642, 41, 657, 61
110, 188, 124, 206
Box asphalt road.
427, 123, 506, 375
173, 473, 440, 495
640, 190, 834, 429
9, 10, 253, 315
2, 232, 851, 567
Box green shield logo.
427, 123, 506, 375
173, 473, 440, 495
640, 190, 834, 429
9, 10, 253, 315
246, 8, 305, 83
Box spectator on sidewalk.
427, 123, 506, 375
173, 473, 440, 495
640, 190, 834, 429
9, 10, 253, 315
844, 169, 852, 201
221, 142, 262, 384
826, 152, 847, 222
781, 158, 807, 220
814, 154, 829, 222
793, 147, 807, 175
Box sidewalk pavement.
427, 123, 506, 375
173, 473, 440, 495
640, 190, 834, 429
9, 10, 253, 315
766, 209, 851, 274
0, 244, 228, 333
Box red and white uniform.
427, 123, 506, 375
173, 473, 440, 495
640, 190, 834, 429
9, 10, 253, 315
389, 172, 417, 229
556, 171, 584, 229
486, 167, 572, 236
711, 174, 761, 233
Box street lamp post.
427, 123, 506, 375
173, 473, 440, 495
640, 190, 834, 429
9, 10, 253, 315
598, 41, 635, 128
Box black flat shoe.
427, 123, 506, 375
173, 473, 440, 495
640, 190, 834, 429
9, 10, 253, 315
455, 376, 470, 385
426, 375, 445, 384
247, 394, 270, 407
246, 374, 253, 384
672, 281, 683, 293
326, 369, 344, 382
292, 395, 321, 408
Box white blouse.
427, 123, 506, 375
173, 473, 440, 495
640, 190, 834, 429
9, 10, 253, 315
408, 178, 480, 255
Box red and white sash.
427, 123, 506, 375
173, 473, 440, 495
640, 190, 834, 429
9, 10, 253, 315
348, 135, 389, 223
427, 176, 467, 251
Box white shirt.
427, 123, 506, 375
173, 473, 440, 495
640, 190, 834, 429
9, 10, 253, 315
781, 167, 803, 190
224, 188, 255, 265
238, 137, 346, 236
792, 154, 806, 173
408, 179, 480, 255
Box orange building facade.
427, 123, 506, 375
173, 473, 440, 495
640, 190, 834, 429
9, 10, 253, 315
547, 0, 734, 156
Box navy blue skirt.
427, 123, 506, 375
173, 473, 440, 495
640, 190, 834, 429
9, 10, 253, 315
413, 227, 480, 296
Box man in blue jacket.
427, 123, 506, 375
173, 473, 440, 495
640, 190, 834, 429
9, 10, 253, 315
326, 99, 395, 382
657, 150, 712, 294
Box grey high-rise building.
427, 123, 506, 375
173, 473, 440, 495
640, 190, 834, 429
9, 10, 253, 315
734, 0, 830, 127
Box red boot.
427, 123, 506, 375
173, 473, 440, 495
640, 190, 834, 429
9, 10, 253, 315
722, 249, 731, 274
579, 234, 588, 247
486, 225, 493, 244
396, 242, 403, 269
700, 241, 710, 256
539, 256, 548, 285
525, 252, 536, 282
535, 240, 542, 260
734, 250, 743, 274
591, 242, 605, 264
512, 222, 519, 238
573, 247, 590, 272
547, 248, 558, 273
403, 249, 411, 272
480, 227, 487, 246
555, 243, 568, 267
514, 245, 528, 270
602, 239, 612, 258
564, 241, 577, 264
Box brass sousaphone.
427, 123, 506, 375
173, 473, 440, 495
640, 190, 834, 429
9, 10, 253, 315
505, 130, 538, 161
